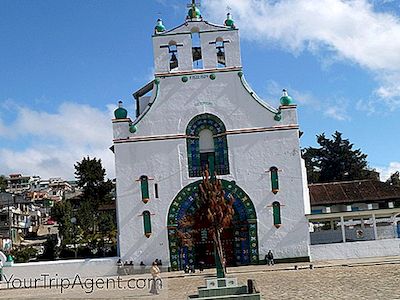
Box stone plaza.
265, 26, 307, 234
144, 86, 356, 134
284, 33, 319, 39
0, 256, 399, 299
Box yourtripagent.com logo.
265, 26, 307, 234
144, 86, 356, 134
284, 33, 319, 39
1, 274, 163, 294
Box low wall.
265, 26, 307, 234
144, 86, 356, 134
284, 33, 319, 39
2, 257, 119, 281
310, 238, 400, 261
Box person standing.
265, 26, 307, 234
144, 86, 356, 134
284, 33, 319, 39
149, 261, 161, 295
266, 250, 274, 266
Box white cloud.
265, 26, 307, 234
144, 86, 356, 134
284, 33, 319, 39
376, 161, 400, 181
0, 102, 116, 180
263, 80, 350, 121
324, 98, 350, 121
203, 0, 400, 110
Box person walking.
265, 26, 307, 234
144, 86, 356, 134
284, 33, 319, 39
149, 261, 161, 295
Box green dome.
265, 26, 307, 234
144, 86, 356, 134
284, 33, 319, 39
225, 13, 235, 27
280, 89, 294, 106
155, 19, 165, 33
188, 6, 201, 18
114, 101, 128, 119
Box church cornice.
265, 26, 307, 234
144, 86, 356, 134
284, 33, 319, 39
153, 20, 236, 37
155, 66, 242, 78
113, 124, 299, 144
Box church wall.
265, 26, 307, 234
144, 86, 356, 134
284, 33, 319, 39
130, 71, 295, 139
114, 121, 310, 263
114, 15, 311, 266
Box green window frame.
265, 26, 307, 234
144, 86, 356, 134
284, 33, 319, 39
272, 201, 281, 228
140, 175, 150, 203
186, 113, 230, 177
143, 210, 152, 238
270, 167, 279, 194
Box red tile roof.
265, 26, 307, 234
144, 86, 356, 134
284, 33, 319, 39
309, 180, 400, 205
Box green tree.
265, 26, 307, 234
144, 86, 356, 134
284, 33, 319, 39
0, 175, 7, 192
51, 157, 116, 258
386, 171, 400, 187
11, 247, 38, 263
302, 131, 376, 183
51, 199, 74, 244
74, 157, 115, 254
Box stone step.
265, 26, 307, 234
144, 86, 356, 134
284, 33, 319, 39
198, 285, 248, 298
188, 292, 261, 300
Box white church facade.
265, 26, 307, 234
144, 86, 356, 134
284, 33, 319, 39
112, 3, 311, 270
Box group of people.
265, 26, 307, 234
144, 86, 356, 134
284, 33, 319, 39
116, 258, 162, 267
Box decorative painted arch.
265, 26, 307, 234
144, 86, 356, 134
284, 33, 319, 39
167, 179, 259, 271
186, 113, 230, 177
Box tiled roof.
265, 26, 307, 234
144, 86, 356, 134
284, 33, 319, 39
309, 180, 400, 205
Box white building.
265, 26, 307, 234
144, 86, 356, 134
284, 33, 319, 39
112, 4, 310, 270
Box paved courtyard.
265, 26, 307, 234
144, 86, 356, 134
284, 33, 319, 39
0, 258, 399, 299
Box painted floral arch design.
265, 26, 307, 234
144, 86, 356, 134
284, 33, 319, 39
167, 179, 259, 270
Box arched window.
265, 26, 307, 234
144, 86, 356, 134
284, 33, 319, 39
142, 210, 152, 238
186, 114, 229, 177
270, 167, 279, 194
272, 201, 281, 228
140, 175, 150, 203
216, 37, 226, 68
191, 29, 203, 69
168, 41, 178, 71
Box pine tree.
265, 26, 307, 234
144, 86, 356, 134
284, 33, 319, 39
302, 131, 376, 183
386, 171, 400, 187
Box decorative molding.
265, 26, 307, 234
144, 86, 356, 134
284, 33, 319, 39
155, 67, 241, 78
112, 118, 132, 123
113, 124, 299, 144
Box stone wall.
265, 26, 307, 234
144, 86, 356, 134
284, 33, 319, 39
310, 239, 400, 261
2, 257, 119, 281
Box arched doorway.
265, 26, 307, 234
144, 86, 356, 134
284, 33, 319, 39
167, 180, 259, 271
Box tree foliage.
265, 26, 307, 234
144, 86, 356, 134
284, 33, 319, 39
51, 157, 116, 257
11, 247, 38, 263
386, 171, 400, 187
0, 175, 7, 192
302, 131, 376, 183
51, 199, 74, 244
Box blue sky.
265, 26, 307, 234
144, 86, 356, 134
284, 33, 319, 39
0, 0, 399, 180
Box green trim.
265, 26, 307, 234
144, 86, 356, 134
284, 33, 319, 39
270, 167, 279, 194
129, 124, 137, 133
140, 175, 150, 203
272, 201, 281, 227
274, 112, 282, 121
238, 72, 279, 114
273, 256, 310, 263
186, 113, 230, 177
143, 211, 152, 237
